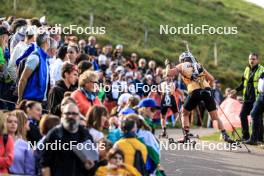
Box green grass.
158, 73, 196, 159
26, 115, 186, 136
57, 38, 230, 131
201, 128, 243, 141
1, 0, 264, 88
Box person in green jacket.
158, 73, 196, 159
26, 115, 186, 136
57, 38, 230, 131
0, 25, 9, 72
0, 25, 10, 109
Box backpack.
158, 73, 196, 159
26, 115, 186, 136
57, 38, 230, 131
14, 52, 39, 96
127, 140, 148, 176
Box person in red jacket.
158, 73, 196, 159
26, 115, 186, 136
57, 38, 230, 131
0, 111, 14, 174
71, 70, 101, 116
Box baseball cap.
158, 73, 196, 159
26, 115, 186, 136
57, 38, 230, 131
137, 98, 160, 109
0, 26, 9, 35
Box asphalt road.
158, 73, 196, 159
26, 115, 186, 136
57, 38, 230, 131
157, 128, 264, 176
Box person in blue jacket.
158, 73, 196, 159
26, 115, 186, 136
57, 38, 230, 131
17, 31, 51, 107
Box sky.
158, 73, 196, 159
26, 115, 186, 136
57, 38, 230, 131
245, 0, 264, 8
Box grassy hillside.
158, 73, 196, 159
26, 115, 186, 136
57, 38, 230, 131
1, 0, 264, 88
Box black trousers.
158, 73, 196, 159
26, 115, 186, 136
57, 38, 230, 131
240, 101, 254, 139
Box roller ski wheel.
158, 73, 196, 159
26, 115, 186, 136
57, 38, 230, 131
191, 140, 197, 147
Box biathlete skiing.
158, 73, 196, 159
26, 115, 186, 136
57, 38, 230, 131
165, 51, 236, 144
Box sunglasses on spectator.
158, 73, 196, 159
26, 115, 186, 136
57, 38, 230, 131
63, 112, 79, 116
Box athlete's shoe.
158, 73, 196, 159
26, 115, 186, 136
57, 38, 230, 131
222, 132, 237, 144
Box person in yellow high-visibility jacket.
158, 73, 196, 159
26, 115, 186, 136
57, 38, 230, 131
234, 53, 264, 141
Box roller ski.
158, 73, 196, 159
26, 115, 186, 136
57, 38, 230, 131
222, 131, 242, 149
188, 133, 199, 139
168, 131, 197, 147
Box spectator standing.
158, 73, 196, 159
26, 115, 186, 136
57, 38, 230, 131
137, 98, 160, 134
48, 62, 78, 116
146, 60, 156, 76
85, 36, 97, 56
67, 44, 79, 64
78, 39, 86, 54
49, 45, 68, 87
7, 25, 36, 82
86, 105, 108, 142
234, 53, 264, 140
133, 71, 144, 98
113, 44, 126, 66
105, 44, 113, 60
213, 80, 224, 105
17, 31, 51, 106
0, 26, 10, 109
25, 101, 42, 143
71, 70, 101, 116
114, 115, 148, 175
245, 71, 264, 144
138, 58, 147, 74
0, 111, 14, 174
40, 103, 95, 176
9, 18, 27, 53
98, 46, 110, 72
6, 110, 36, 175
35, 114, 60, 175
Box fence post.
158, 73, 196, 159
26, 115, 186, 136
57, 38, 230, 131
13, 0, 17, 13
214, 42, 218, 66
89, 13, 94, 28
144, 25, 148, 47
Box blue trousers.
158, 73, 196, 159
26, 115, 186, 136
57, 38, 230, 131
250, 94, 264, 142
